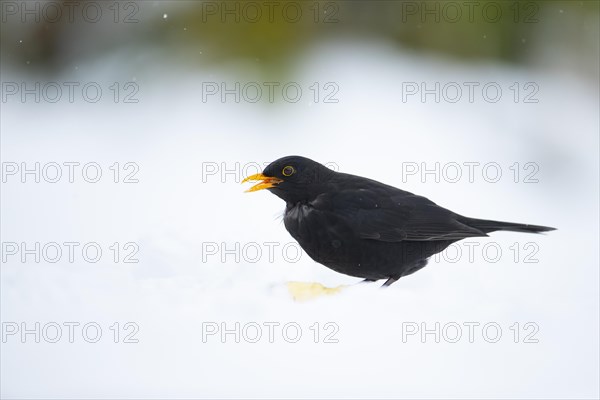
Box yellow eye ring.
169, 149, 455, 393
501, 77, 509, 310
282, 166, 295, 176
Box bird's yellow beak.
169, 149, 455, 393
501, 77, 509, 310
242, 173, 283, 192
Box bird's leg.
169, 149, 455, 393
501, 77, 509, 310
359, 278, 377, 284
381, 277, 399, 287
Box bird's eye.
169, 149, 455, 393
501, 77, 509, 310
282, 166, 295, 176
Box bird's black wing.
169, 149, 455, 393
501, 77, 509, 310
310, 186, 487, 242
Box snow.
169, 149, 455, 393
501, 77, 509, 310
1, 40, 598, 398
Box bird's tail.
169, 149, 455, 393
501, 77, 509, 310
460, 217, 556, 234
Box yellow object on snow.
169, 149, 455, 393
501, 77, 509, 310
286, 281, 348, 302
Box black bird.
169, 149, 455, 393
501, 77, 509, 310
242, 156, 555, 287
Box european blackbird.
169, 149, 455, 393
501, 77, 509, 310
242, 156, 555, 287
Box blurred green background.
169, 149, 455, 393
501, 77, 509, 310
1, 0, 598, 81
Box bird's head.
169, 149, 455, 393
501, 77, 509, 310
242, 156, 335, 204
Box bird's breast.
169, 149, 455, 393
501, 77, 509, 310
283, 202, 352, 256
284, 202, 312, 221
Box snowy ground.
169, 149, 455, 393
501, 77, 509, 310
1, 41, 599, 398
